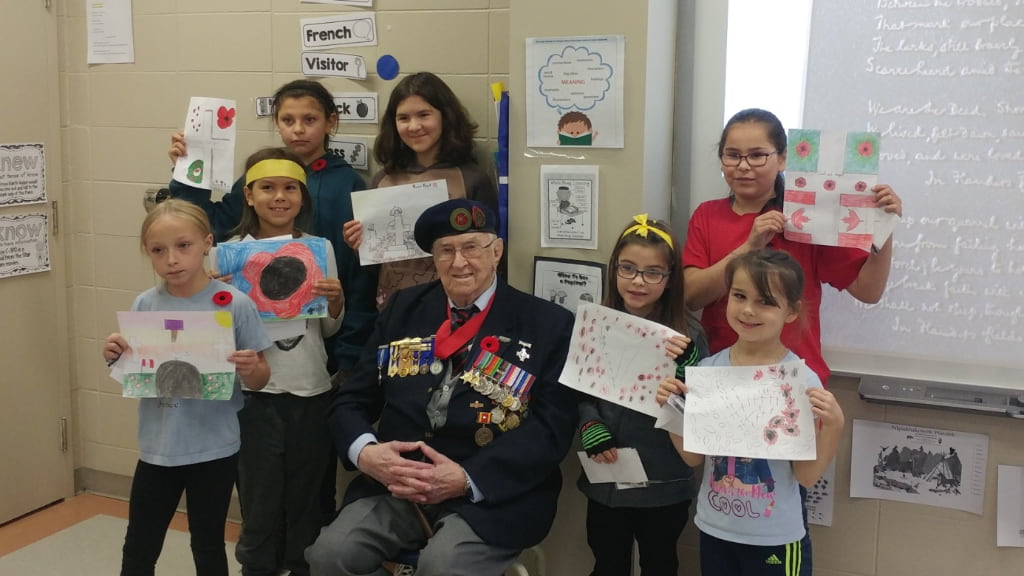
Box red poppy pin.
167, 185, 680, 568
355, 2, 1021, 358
311, 158, 327, 172
480, 336, 500, 353
213, 291, 233, 307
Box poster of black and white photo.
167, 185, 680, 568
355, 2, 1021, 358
850, 419, 987, 515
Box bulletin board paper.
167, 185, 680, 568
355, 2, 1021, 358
0, 143, 46, 206
526, 35, 625, 148
850, 419, 988, 515
0, 213, 50, 278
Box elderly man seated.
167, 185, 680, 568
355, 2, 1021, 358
306, 198, 577, 576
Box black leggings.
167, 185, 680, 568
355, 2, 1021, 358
120, 455, 237, 576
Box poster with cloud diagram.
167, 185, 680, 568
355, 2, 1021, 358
526, 35, 624, 148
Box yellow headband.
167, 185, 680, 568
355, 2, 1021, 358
622, 213, 674, 249
245, 159, 307, 187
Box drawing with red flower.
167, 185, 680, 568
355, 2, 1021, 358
764, 427, 779, 445
311, 158, 327, 171
855, 181, 867, 192
823, 180, 836, 191
217, 106, 236, 130
212, 291, 233, 307
242, 242, 324, 319
796, 141, 811, 158
857, 140, 873, 157
794, 177, 807, 188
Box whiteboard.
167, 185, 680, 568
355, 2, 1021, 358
803, 1, 1024, 391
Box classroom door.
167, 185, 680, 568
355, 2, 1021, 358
0, 1, 73, 524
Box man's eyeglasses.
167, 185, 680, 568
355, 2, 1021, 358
720, 151, 777, 168
435, 237, 497, 262
615, 263, 669, 284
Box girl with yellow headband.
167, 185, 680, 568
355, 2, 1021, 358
576, 214, 708, 576
226, 147, 345, 576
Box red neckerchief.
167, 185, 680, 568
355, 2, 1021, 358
433, 295, 495, 360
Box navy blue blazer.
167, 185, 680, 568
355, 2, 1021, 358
328, 279, 576, 549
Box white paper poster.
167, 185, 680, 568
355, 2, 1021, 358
540, 165, 598, 250
559, 303, 681, 418
682, 361, 817, 461
172, 97, 238, 192
805, 459, 836, 527
997, 465, 1024, 547
850, 419, 988, 515
783, 129, 897, 251
0, 213, 50, 278
350, 180, 449, 265
86, 0, 135, 64
526, 35, 625, 148
577, 448, 648, 484
0, 143, 46, 206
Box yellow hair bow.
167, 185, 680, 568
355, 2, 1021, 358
621, 213, 673, 249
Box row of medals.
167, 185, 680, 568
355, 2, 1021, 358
386, 337, 443, 378
460, 369, 526, 447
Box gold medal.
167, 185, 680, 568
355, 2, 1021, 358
475, 426, 494, 447
398, 365, 409, 377
504, 412, 520, 430
501, 395, 514, 408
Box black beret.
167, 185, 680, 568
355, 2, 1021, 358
414, 198, 498, 253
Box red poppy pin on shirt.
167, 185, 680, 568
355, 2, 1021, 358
213, 291, 233, 307
480, 336, 500, 353
311, 158, 327, 171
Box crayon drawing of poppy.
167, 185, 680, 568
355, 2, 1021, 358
796, 140, 812, 158
855, 180, 868, 192
217, 106, 236, 130
794, 177, 807, 188
242, 242, 323, 319
857, 139, 874, 157
764, 427, 779, 445
823, 180, 836, 191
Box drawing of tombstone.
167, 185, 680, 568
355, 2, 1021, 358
164, 318, 184, 342
155, 360, 202, 398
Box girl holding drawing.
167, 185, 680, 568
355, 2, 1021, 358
656, 249, 845, 576
341, 71, 499, 309
102, 199, 271, 576
683, 108, 903, 384
222, 147, 344, 576
167, 79, 376, 381
577, 215, 708, 576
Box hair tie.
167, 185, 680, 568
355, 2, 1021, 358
245, 159, 307, 187
621, 213, 673, 248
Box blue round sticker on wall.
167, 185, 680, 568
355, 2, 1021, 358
377, 55, 400, 80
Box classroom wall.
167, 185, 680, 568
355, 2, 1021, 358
54, 0, 1024, 574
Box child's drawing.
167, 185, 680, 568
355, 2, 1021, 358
784, 129, 897, 252
172, 96, 238, 191
558, 303, 681, 418
682, 361, 816, 460
350, 179, 449, 265
215, 237, 329, 321
805, 459, 836, 526
116, 311, 237, 400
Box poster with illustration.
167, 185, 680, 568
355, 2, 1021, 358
172, 97, 237, 192
115, 311, 237, 400
559, 303, 681, 418
351, 179, 449, 265
540, 164, 598, 249
783, 129, 897, 252
532, 257, 604, 314
805, 459, 836, 526
526, 35, 624, 148
850, 419, 988, 515
683, 361, 817, 460
215, 237, 329, 321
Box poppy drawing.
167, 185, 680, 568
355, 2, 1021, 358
216, 237, 330, 321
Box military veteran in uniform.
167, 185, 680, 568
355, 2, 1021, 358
306, 198, 577, 575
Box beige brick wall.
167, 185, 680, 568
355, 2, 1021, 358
59, 0, 514, 481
